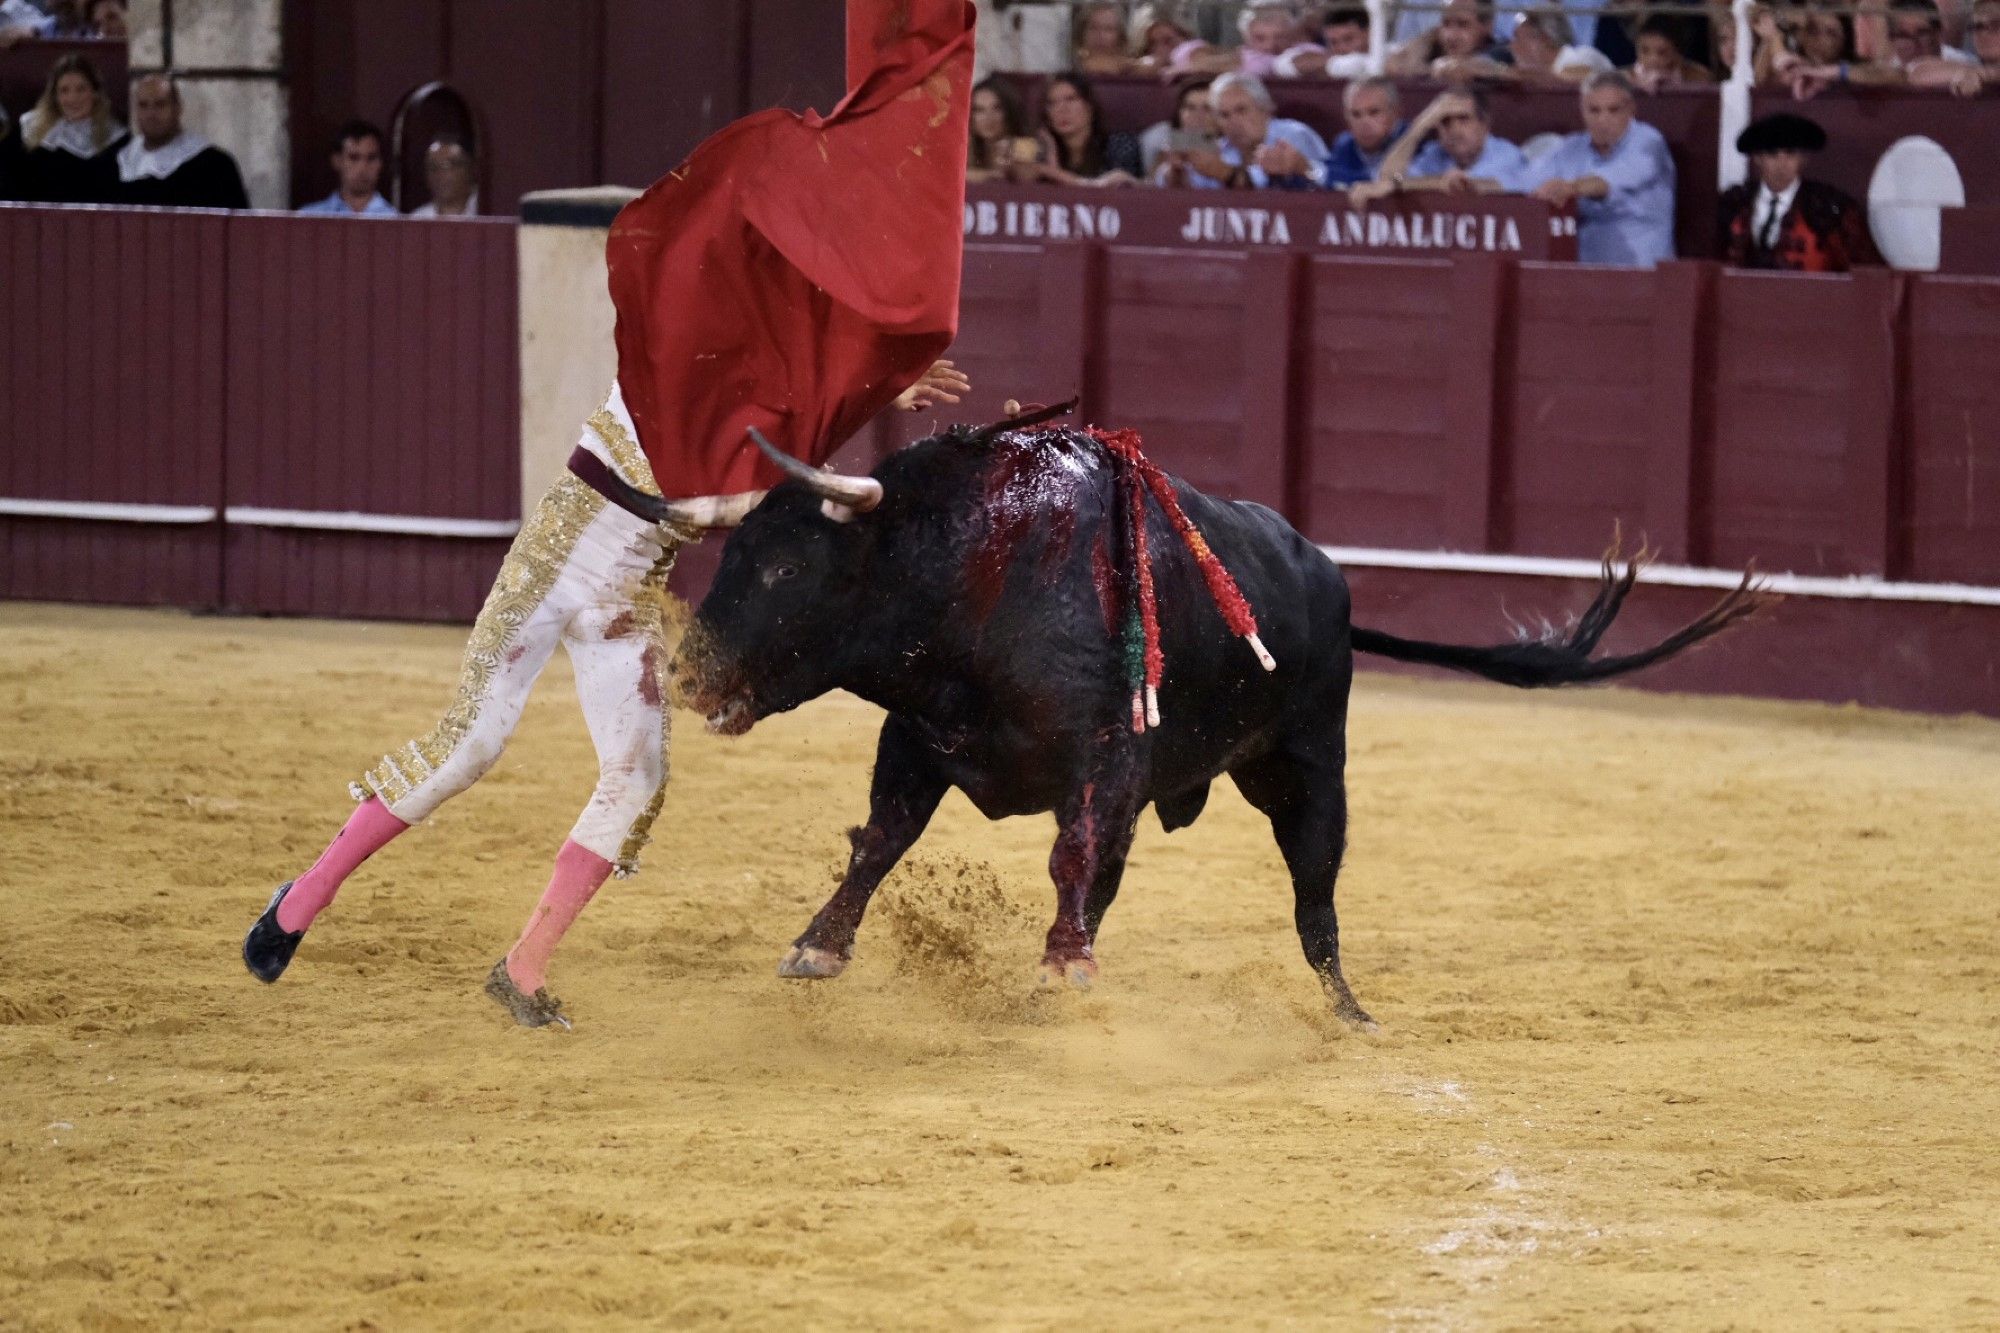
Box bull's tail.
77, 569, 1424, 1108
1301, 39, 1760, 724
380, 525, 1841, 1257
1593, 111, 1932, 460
1349, 538, 1773, 689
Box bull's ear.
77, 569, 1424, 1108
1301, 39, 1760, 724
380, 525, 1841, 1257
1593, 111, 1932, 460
820, 499, 861, 524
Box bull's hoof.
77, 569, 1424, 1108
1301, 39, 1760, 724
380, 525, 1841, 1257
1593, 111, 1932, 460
1037, 954, 1099, 990
1329, 994, 1380, 1034
778, 944, 849, 979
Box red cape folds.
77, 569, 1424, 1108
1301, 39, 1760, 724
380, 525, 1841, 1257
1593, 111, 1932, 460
606, 0, 975, 499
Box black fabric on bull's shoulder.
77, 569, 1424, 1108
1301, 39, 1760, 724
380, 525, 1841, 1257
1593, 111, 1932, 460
673, 423, 1764, 1028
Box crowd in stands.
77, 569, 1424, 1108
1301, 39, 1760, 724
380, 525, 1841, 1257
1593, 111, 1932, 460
965, 0, 1986, 267
1051, 0, 1998, 95
0, 0, 480, 216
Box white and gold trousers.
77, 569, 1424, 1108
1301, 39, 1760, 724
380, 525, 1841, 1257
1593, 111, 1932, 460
352, 390, 691, 876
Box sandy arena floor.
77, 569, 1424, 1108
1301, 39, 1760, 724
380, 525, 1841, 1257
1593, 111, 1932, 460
2, 601, 1998, 1330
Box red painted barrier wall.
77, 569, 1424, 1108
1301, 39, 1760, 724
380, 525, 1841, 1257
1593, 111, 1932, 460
0, 205, 225, 607
221, 214, 518, 620
0, 204, 515, 620
946, 234, 2000, 597
8, 203, 2000, 714
1905, 277, 2000, 585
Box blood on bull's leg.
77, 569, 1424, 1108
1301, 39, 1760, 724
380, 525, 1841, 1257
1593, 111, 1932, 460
1044, 751, 1145, 989
1232, 747, 1376, 1031
780, 717, 947, 979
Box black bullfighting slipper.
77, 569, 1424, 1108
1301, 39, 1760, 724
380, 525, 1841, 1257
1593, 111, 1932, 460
242, 881, 304, 984
483, 959, 572, 1030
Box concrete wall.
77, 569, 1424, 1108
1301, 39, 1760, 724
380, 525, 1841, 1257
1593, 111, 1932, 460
516, 189, 636, 518
128, 0, 289, 209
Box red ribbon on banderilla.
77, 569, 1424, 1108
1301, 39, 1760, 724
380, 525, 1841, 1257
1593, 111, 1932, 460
1085, 426, 1277, 734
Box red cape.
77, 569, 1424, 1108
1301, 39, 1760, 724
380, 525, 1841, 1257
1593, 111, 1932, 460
607, 0, 976, 498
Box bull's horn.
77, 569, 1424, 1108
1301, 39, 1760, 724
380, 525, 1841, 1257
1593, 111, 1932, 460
749, 428, 884, 514
572, 449, 763, 529
655, 491, 767, 529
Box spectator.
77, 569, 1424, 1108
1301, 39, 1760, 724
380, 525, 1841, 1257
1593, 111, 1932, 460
1323, 75, 1406, 186
1179, 71, 1329, 188
1796, 3, 1856, 63
1239, 3, 1314, 76
1032, 74, 1143, 187
12, 52, 126, 203
6, 0, 97, 37
1129, 2, 1196, 69
1717, 112, 1879, 271
0, 0, 53, 46
1517, 71, 1676, 266
410, 138, 478, 217
1351, 88, 1527, 202
299, 119, 395, 215
1629, 14, 1716, 86
34, 0, 88, 37
1780, 2, 1920, 92
85, 0, 124, 37
967, 75, 1031, 182
1389, 0, 1504, 75
116, 73, 249, 208
1910, 0, 1999, 90
1451, 5, 1613, 82
1142, 76, 1216, 179
1888, 0, 1977, 61
1280, 4, 1374, 76
1074, 1, 1134, 76
1319, 4, 1371, 55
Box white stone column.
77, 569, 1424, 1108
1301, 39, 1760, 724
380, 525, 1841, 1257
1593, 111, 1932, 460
127, 0, 289, 209
517, 188, 640, 518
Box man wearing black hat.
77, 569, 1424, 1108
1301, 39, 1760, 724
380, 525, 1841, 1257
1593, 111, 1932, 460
1717, 113, 1879, 272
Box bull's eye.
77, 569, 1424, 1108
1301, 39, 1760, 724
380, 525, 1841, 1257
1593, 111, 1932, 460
770, 561, 801, 583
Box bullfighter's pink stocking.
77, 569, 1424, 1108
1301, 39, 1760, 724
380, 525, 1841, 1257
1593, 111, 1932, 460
276, 798, 410, 933
504, 840, 614, 993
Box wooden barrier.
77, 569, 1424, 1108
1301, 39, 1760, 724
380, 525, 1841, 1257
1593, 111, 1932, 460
0, 205, 225, 608
220, 212, 519, 621
6, 200, 2000, 713
0, 203, 517, 621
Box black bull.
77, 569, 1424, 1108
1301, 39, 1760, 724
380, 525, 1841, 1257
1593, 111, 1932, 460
673, 424, 1763, 1028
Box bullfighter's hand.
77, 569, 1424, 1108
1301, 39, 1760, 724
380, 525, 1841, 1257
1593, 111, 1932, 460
894, 360, 971, 412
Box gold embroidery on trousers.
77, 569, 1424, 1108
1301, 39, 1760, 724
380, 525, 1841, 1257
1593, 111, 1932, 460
354, 473, 607, 807
613, 544, 680, 876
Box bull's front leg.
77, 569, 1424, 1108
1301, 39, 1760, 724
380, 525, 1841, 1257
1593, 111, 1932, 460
1043, 752, 1144, 990
779, 716, 946, 979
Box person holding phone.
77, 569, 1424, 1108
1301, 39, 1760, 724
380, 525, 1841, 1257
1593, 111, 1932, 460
1143, 78, 1218, 182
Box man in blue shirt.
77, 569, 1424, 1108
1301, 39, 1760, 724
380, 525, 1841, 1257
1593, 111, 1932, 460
1179, 72, 1329, 190
298, 119, 397, 217
1351, 88, 1528, 204
1255, 75, 1406, 190
1516, 72, 1676, 266
1324, 77, 1406, 187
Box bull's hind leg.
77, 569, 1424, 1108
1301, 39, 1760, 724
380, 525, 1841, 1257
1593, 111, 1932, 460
779, 717, 947, 979
1231, 748, 1376, 1031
